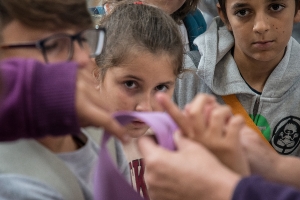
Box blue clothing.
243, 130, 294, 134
183, 9, 207, 51
89, 6, 105, 15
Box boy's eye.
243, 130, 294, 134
44, 42, 59, 52
270, 4, 284, 12
79, 35, 88, 43
155, 85, 168, 92
44, 37, 69, 53
235, 9, 250, 17
124, 81, 137, 89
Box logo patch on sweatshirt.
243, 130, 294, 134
249, 114, 271, 140
271, 116, 300, 155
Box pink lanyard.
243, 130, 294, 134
94, 111, 178, 200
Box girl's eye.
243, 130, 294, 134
270, 4, 284, 12
124, 81, 137, 89
155, 85, 168, 92
235, 9, 250, 17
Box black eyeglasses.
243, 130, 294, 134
0, 28, 106, 63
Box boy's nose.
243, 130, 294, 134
253, 13, 270, 34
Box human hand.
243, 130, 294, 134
156, 93, 250, 176
138, 131, 241, 200
240, 127, 280, 178
241, 127, 300, 189
75, 67, 128, 142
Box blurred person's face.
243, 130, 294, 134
143, 0, 186, 14
0, 20, 105, 72
0, 73, 2, 96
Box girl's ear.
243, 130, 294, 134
217, 3, 232, 31
92, 68, 101, 90
95, 84, 101, 91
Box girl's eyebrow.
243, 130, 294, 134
123, 75, 143, 82
158, 81, 175, 86
123, 75, 175, 86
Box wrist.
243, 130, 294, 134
263, 152, 282, 182
210, 167, 242, 200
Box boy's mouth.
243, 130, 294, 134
252, 40, 274, 49
253, 40, 274, 44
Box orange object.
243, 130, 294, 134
222, 94, 274, 149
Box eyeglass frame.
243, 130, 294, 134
0, 27, 106, 63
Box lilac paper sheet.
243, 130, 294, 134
94, 111, 178, 200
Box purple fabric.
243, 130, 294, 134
0, 58, 80, 141
94, 111, 178, 200
233, 176, 300, 200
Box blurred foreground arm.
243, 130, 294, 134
139, 134, 300, 200
138, 132, 241, 200
138, 93, 300, 200
0, 58, 126, 142
241, 128, 300, 189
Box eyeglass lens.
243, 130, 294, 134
43, 37, 72, 63
43, 29, 105, 63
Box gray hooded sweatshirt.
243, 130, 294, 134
174, 17, 300, 156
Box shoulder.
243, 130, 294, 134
0, 174, 63, 200
173, 53, 203, 108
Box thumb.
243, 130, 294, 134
173, 130, 197, 150
174, 131, 216, 161
138, 136, 160, 157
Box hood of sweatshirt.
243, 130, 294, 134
193, 17, 300, 99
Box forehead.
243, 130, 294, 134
226, 0, 292, 8
1, 20, 79, 43
105, 51, 176, 82
143, 0, 186, 13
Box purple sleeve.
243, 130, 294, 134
233, 176, 300, 200
0, 58, 80, 141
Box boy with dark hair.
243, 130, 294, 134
174, 0, 300, 192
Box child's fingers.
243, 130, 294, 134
207, 105, 232, 138
138, 136, 171, 170
184, 94, 216, 136
156, 93, 195, 138
75, 68, 129, 143
82, 103, 129, 143
225, 115, 245, 141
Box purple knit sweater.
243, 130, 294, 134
0, 58, 80, 141
233, 176, 300, 200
